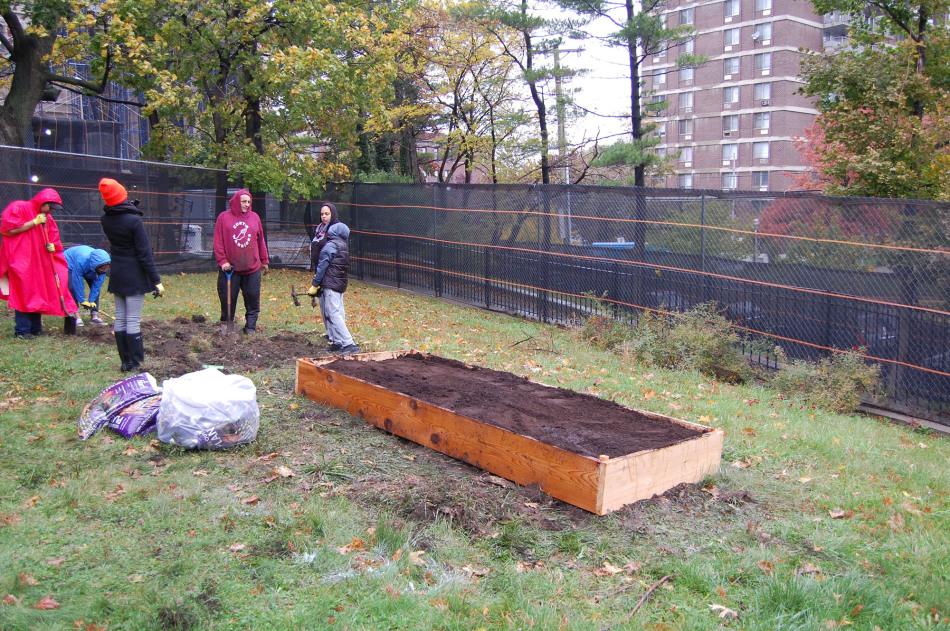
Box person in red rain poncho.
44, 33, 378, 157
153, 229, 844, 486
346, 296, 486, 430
212, 189, 269, 334
0, 188, 78, 338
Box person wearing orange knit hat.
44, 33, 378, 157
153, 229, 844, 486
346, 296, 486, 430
98, 177, 164, 371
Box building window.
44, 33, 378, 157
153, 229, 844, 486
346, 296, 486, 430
679, 146, 693, 164
753, 141, 770, 160
752, 171, 769, 189
679, 91, 694, 111
755, 52, 772, 74
724, 0, 740, 20
722, 172, 738, 190
753, 22, 772, 42
682, 38, 695, 54
756, 0, 772, 12
654, 69, 667, 86
723, 86, 740, 105
679, 67, 694, 84
678, 118, 693, 136
656, 146, 668, 158
656, 122, 667, 137
650, 94, 666, 114
723, 114, 739, 133
724, 28, 740, 48
678, 173, 693, 189
680, 7, 694, 24
754, 82, 772, 102
754, 111, 771, 131
724, 57, 740, 77
722, 143, 738, 162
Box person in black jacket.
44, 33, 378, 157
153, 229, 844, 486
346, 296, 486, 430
307, 222, 358, 354
98, 178, 164, 371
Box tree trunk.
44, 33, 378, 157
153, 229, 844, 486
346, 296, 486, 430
0, 30, 55, 147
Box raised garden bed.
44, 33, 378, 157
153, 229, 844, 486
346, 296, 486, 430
295, 351, 724, 514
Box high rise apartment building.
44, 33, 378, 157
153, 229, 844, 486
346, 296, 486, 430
644, 0, 824, 191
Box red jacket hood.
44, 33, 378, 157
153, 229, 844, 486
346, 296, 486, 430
31, 188, 62, 212
228, 189, 252, 216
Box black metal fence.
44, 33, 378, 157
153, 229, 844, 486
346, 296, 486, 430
2, 146, 948, 424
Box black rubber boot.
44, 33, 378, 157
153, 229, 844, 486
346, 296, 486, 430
115, 331, 131, 371
127, 333, 145, 371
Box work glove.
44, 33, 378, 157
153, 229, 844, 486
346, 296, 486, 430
33, 213, 47, 226
306, 285, 320, 297
80, 301, 96, 309
153, 282, 165, 298
46, 243, 55, 252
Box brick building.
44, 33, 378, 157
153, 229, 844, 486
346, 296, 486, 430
644, 0, 825, 191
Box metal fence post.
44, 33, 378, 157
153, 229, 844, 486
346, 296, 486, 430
538, 185, 550, 323
353, 182, 364, 280
700, 193, 708, 302
433, 184, 443, 297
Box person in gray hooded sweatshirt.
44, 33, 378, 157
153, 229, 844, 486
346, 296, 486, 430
307, 222, 359, 354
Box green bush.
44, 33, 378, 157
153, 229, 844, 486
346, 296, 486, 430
621, 303, 755, 383
578, 314, 631, 350
771, 349, 882, 413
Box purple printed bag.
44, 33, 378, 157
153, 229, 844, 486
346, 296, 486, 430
78, 373, 160, 440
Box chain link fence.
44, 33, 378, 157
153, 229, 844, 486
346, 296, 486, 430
2, 146, 948, 424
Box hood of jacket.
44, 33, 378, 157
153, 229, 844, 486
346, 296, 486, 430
228, 189, 252, 216
327, 222, 349, 241
88, 248, 111, 269
103, 201, 143, 216
31, 188, 62, 212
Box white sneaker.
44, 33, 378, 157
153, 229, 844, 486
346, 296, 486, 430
90, 314, 105, 325
76, 316, 84, 327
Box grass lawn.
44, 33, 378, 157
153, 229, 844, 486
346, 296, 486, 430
0, 269, 947, 630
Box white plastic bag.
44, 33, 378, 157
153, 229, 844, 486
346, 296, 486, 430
157, 368, 259, 449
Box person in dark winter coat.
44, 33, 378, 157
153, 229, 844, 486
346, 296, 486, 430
309, 202, 338, 336
307, 222, 358, 354
99, 178, 163, 371
309, 202, 338, 271
212, 189, 269, 334
65, 245, 111, 325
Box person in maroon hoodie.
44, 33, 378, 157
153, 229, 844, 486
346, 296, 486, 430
212, 189, 269, 334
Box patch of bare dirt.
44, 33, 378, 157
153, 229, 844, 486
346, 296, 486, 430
81, 317, 329, 378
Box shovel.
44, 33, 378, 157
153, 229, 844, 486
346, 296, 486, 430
224, 270, 236, 335
39, 224, 77, 335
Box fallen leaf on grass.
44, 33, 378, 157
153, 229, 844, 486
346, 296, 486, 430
797, 562, 822, 576
461, 565, 490, 577
1, 513, 21, 527
336, 538, 367, 554
274, 465, 295, 478
484, 475, 513, 489
123, 446, 138, 456
127, 574, 145, 583
829, 508, 853, 519
104, 485, 126, 502
33, 596, 60, 610
523, 501, 540, 509
229, 543, 247, 553
757, 560, 775, 575
593, 562, 624, 577
741, 427, 757, 437
799, 477, 813, 484
409, 550, 426, 566
255, 452, 280, 462
3, 594, 18, 605
18, 573, 38, 586
46, 557, 65, 567
241, 496, 259, 506
888, 513, 905, 531
192, 469, 209, 477
709, 604, 738, 619
391, 549, 402, 562
24, 495, 40, 508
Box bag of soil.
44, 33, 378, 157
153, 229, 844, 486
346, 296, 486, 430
106, 393, 162, 438
78, 373, 160, 440
157, 368, 259, 449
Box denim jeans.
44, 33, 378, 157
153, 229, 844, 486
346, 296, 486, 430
14, 311, 42, 336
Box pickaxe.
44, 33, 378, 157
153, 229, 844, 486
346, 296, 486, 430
290, 285, 316, 308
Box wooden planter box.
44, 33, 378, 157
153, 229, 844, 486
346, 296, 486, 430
295, 351, 724, 515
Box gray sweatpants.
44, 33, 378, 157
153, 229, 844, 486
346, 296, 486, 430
113, 294, 145, 334
319, 289, 354, 347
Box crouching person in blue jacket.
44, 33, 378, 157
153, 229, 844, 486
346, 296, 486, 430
307, 222, 359, 354
65, 245, 111, 326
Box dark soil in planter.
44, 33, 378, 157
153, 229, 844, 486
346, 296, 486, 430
324, 353, 705, 458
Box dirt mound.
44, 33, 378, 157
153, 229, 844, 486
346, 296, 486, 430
82, 318, 329, 378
